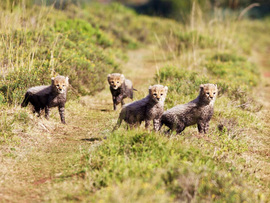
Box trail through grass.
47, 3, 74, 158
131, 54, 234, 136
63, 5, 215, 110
1, 4, 270, 201
0, 46, 160, 201
1, 40, 270, 202
250, 42, 270, 185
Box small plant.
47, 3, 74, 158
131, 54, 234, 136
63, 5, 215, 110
0, 6, 120, 104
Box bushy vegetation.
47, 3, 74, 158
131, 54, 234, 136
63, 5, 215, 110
67, 130, 259, 202
0, 3, 181, 104
157, 53, 261, 111
0, 2, 269, 202
0, 5, 118, 103
57, 5, 268, 201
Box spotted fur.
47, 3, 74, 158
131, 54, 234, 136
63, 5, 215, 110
21, 76, 69, 124
107, 73, 134, 110
160, 84, 218, 134
115, 84, 168, 131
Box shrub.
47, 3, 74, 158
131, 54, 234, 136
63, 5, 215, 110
0, 7, 119, 104
156, 65, 209, 107
78, 130, 260, 202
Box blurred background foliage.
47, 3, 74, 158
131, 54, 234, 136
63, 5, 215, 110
2, 0, 270, 20
0, 0, 268, 104
0, 0, 269, 201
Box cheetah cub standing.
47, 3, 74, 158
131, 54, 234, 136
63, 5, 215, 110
21, 75, 69, 124
160, 84, 218, 134
114, 85, 168, 131
107, 73, 134, 110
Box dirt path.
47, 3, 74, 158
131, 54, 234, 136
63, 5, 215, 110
256, 55, 270, 110
249, 48, 270, 185
1, 44, 270, 201
124, 47, 158, 87
252, 49, 270, 136
0, 47, 161, 202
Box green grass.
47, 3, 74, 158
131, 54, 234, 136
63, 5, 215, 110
0, 3, 181, 104
79, 130, 261, 202
0, 2, 270, 202
0, 6, 120, 103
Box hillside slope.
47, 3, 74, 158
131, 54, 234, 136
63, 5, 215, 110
0, 3, 269, 202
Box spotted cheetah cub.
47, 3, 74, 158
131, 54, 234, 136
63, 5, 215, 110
160, 84, 218, 134
21, 76, 69, 124
107, 73, 134, 110
115, 85, 168, 131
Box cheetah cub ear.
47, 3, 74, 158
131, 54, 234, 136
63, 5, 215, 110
65, 76, 69, 86
148, 85, 153, 94
200, 84, 205, 89
51, 77, 55, 85
164, 86, 168, 93
107, 74, 111, 80
120, 74, 125, 82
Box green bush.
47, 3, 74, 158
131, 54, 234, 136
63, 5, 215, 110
0, 3, 180, 104
157, 50, 260, 111
156, 66, 209, 107
176, 31, 217, 50
211, 52, 246, 62
75, 130, 260, 202
0, 7, 119, 104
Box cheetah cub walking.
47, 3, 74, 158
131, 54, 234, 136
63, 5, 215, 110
21, 75, 69, 124
160, 84, 218, 134
114, 85, 168, 131
107, 73, 134, 110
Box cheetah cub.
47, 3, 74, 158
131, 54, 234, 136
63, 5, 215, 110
107, 73, 134, 110
114, 84, 168, 131
160, 84, 218, 134
21, 75, 69, 124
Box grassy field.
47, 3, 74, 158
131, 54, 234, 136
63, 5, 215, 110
0, 2, 270, 202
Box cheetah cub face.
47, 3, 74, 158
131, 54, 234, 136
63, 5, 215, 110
149, 85, 168, 103
107, 73, 125, 90
200, 84, 218, 102
52, 76, 69, 94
